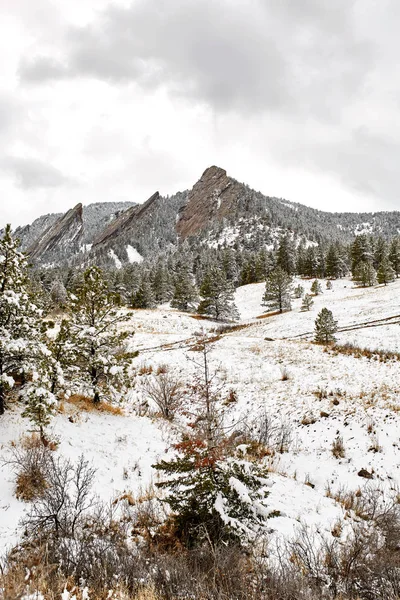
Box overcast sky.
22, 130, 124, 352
1, 0, 399, 227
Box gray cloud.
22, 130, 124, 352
10, 0, 400, 212
0, 156, 70, 190
18, 0, 372, 120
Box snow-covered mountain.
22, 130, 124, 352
9, 166, 400, 267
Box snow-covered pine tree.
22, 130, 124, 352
293, 284, 305, 299
314, 308, 338, 344
352, 260, 377, 287
130, 273, 156, 309
389, 237, 400, 278
377, 256, 395, 286
301, 294, 314, 311
262, 267, 293, 314
171, 263, 198, 312
351, 234, 373, 273
0, 225, 55, 418
276, 234, 296, 275
153, 337, 270, 546
198, 266, 239, 321
310, 279, 323, 296
68, 266, 132, 403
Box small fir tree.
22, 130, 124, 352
262, 267, 293, 314
153, 337, 270, 546
301, 294, 314, 311
68, 266, 132, 403
314, 308, 338, 344
326, 280, 333, 290
293, 284, 305, 299
310, 279, 323, 296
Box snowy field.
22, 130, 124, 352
1, 277, 400, 556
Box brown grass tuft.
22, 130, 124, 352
66, 394, 124, 415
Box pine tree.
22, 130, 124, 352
293, 284, 305, 299
198, 267, 239, 321
389, 238, 400, 278
351, 235, 373, 272
310, 279, 323, 296
262, 267, 293, 313
0, 225, 54, 417
130, 274, 156, 309
314, 308, 338, 344
352, 261, 377, 287
377, 256, 395, 286
301, 294, 314, 311
325, 245, 340, 279
68, 266, 132, 403
171, 263, 198, 312
277, 234, 296, 275
326, 280, 333, 290
153, 338, 270, 546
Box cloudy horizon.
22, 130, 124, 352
1, 0, 400, 227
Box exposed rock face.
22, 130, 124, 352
27, 203, 84, 263
92, 192, 160, 248
176, 166, 244, 238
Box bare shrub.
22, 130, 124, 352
142, 372, 184, 420
4, 435, 53, 501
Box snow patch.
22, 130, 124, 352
126, 245, 143, 264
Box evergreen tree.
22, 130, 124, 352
0, 225, 54, 417
310, 279, 323, 296
130, 273, 156, 309
389, 238, 400, 277
373, 237, 388, 270
352, 261, 377, 287
68, 266, 132, 403
262, 267, 293, 314
198, 267, 239, 321
325, 244, 341, 279
276, 234, 296, 275
301, 294, 314, 311
377, 256, 395, 286
314, 308, 338, 344
153, 338, 270, 546
351, 235, 372, 272
293, 284, 305, 299
152, 261, 173, 304
304, 246, 319, 278
171, 263, 198, 312
326, 280, 333, 290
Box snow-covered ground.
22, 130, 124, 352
1, 277, 400, 556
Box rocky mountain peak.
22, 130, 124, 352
27, 203, 84, 263
176, 166, 243, 238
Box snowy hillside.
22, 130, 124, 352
2, 276, 400, 563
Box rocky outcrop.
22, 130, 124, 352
176, 166, 244, 238
92, 192, 160, 248
27, 203, 84, 263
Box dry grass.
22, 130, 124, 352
331, 436, 345, 459
256, 310, 282, 319
66, 394, 124, 416
329, 342, 400, 362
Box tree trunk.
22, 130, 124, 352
0, 386, 4, 415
